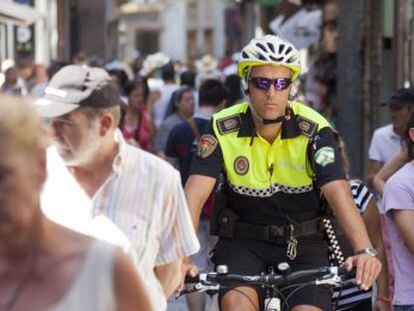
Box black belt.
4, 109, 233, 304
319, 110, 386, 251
228, 218, 324, 241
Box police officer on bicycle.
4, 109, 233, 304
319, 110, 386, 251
184, 35, 381, 311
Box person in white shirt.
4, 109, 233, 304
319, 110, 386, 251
367, 88, 414, 187
367, 88, 414, 303
152, 62, 179, 129
36, 65, 200, 310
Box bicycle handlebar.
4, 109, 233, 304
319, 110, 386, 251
183, 265, 355, 289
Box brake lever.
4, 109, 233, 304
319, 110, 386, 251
314, 273, 341, 286
177, 282, 220, 298
314, 273, 358, 287
194, 282, 220, 292
176, 288, 196, 298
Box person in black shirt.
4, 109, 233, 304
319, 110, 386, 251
183, 35, 382, 311
166, 79, 226, 185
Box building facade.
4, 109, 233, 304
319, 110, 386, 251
118, 0, 226, 62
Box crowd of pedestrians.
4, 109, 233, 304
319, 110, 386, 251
0, 38, 413, 311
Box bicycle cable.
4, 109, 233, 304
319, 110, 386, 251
264, 286, 290, 311
283, 283, 314, 311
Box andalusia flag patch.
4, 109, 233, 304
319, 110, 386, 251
314, 146, 335, 167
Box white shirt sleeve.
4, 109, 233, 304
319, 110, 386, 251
368, 129, 384, 162
155, 169, 200, 265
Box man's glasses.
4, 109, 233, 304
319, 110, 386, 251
249, 77, 292, 91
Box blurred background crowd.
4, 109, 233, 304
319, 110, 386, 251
1, 0, 414, 310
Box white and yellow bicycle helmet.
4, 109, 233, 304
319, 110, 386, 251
238, 35, 301, 83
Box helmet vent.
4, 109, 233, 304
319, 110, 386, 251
255, 43, 267, 52
242, 51, 249, 59
287, 57, 295, 63
285, 46, 292, 55
270, 55, 284, 62
267, 43, 275, 53
257, 53, 266, 61
278, 44, 285, 54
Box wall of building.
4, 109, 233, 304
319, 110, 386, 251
119, 0, 227, 62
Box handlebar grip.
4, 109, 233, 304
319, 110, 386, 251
184, 275, 200, 283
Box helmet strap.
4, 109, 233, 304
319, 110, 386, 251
249, 101, 291, 125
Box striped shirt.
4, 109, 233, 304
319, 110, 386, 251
332, 179, 373, 310
42, 130, 200, 310
95, 131, 200, 310
349, 179, 372, 214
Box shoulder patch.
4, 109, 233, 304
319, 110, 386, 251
314, 146, 335, 167
196, 134, 218, 159
297, 115, 318, 138
216, 115, 242, 135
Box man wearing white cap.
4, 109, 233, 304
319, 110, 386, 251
37, 65, 200, 310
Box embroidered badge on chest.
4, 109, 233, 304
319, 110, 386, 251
196, 134, 218, 159
314, 146, 335, 167
234, 156, 250, 175
297, 116, 317, 138
216, 115, 242, 135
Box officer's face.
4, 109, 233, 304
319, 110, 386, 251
248, 65, 293, 121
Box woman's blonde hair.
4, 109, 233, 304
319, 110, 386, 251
0, 95, 48, 152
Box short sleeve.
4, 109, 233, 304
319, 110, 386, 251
383, 176, 414, 213
311, 127, 347, 188
156, 169, 200, 265
189, 119, 223, 179
368, 130, 383, 162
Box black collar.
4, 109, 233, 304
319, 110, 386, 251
237, 107, 302, 139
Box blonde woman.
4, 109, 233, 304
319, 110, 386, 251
0, 95, 152, 311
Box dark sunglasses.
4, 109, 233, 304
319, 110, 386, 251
249, 77, 292, 91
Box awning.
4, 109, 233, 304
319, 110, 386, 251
0, 0, 42, 26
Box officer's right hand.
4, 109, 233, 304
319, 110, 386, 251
344, 254, 382, 290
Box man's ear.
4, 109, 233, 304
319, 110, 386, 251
100, 113, 115, 136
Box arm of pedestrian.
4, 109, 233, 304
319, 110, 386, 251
367, 159, 383, 189
155, 169, 200, 296
362, 198, 390, 301
322, 180, 382, 290
154, 259, 183, 298
393, 209, 414, 255
114, 249, 153, 311
373, 146, 408, 196
176, 256, 199, 295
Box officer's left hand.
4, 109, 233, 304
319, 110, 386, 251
344, 254, 382, 290
175, 256, 199, 295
